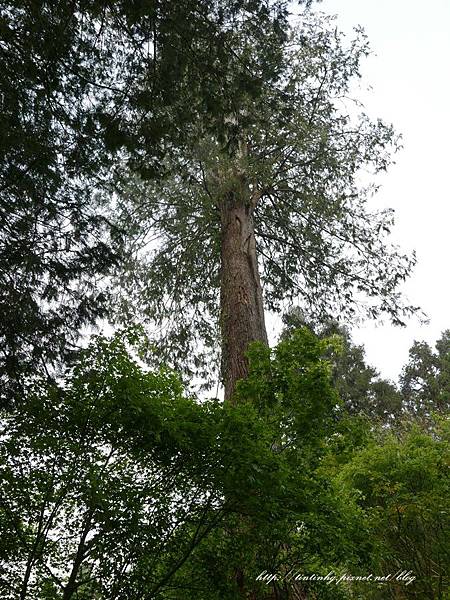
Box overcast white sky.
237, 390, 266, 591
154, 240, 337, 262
271, 0, 450, 382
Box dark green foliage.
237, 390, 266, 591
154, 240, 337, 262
338, 421, 449, 600
1, 0, 123, 404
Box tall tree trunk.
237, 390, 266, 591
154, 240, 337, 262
220, 175, 268, 402
218, 159, 271, 597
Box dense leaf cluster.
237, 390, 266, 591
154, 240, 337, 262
1, 328, 447, 599
0, 328, 356, 599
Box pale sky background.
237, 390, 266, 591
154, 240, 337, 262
268, 0, 450, 382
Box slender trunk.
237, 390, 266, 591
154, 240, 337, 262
220, 179, 267, 402
19, 558, 34, 600
62, 511, 92, 600
19, 496, 49, 600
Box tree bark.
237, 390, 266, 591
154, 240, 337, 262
218, 164, 270, 598
220, 175, 268, 402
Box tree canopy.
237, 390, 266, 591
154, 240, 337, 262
0, 0, 290, 404
400, 330, 450, 419
110, 12, 417, 389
